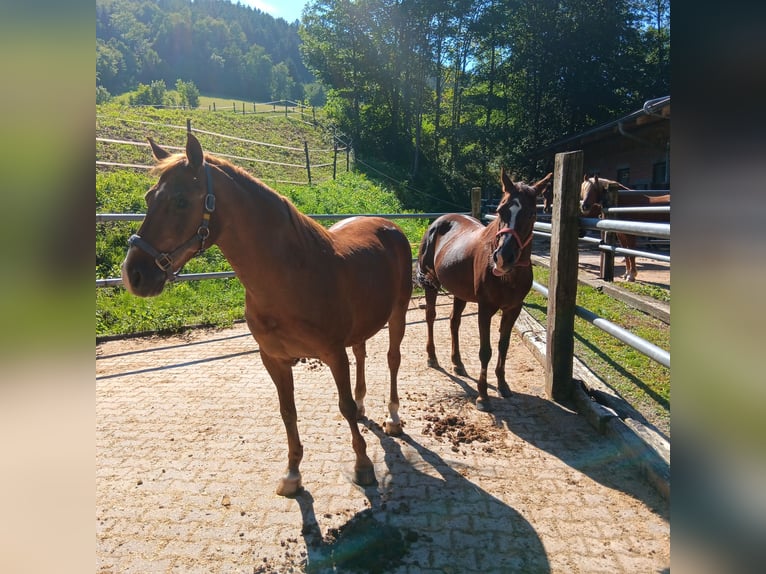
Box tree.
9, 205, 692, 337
271, 62, 295, 101
129, 80, 168, 106
175, 79, 200, 108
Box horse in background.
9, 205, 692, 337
416, 169, 552, 411
541, 178, 554, 214
580, 175, 670, 282
121, 133, 413, 496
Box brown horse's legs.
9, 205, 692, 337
325, 350, 376, 486
475, 306, 495, 411
495, 306, 522, 398
351, 342, 367, 420
384, 301, 407, 436
450, 298, 468, 376
260, 352, 304, 497
424, 286, 439, 367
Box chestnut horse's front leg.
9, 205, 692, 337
260, 352, 304, 497
495, 305, 522, 398
475, 304, 495, 411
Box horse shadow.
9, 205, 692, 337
294, 424, 550, 573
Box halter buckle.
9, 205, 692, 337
155, 253, 173, 271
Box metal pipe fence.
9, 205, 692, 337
96, 211, 465, 288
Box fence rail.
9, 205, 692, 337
96, 211, 467, 288
96, 116, 351, 186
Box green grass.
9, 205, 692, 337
524, 265, 670, 435
619, 279, 671, 303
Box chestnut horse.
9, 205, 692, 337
416, 169, 552, 411
580, 176, 670, 281
121, 133, 413, 496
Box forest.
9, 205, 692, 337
96, 0, 669, 207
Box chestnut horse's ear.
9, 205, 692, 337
532, 172, 553, 195
186, 132, 204, 169
147, 137, 171, 161
500, 167, 515, 194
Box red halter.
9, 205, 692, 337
495, 226, 534, 267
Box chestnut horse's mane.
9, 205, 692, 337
152, 151, 332, 245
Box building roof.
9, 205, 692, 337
536, 96, 670, 155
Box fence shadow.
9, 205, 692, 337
487, 388, 667, 515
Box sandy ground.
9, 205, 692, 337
97, 294, 669, 573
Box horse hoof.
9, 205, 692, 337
385, 419, 403, 436
475, 397, 492, 412
427, 358, 439, 368
498, 384, 512, 398
354, 466, 377, 486
276, 473, 302, 497
454, 365, 468, 377
355, 404, 366, 420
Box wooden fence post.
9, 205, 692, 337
304, 140, 312, 185
333, 142, 338, 180
545, 150, 583, 402
471, 187, 482, 219
600, 182, 619, 281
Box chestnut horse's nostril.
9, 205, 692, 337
130, 268, 142, 288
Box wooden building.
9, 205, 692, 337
538, 96, 670, 190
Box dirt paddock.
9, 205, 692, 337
97, 294, 669, 573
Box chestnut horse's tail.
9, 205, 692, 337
415, 220, 441, 290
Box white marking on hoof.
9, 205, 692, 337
355, 402, 366, 420
275, 472, 302, 497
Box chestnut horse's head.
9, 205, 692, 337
121, 133, 218, 297
580, 174, 607, 217
491, 169, 552, 276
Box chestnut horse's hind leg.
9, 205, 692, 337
450, 298, 468, 376
351, 342, 367, 420
384, 301, 407, 436
260, 353, 304, 497
495, 305, 522, 399
424, 285, 439, 368
325, 349, 376, 487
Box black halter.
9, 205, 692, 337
128, 162, 216, 281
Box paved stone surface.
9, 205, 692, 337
96, 295, 669, 573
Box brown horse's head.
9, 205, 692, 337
541, 179, 554, 214
121, 133, 218, 297
491, 170, 552, 276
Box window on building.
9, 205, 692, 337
652, 162, 668, 188
616, 168, 630, 186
